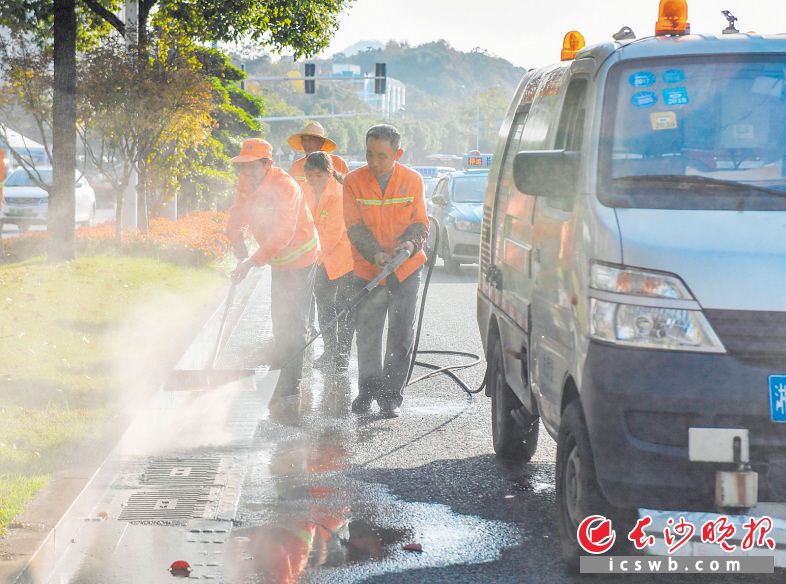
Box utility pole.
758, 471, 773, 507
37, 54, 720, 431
122, 0, 138, 230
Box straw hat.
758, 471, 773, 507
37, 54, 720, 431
230, 138, 272, 163
287, 121, 337, 153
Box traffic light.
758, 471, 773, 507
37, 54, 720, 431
374, 63, 386, 95
304, 62, 315, 94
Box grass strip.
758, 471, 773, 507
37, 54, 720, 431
0, 254, 224, 533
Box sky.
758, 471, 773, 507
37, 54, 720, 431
322, 0, 786, 68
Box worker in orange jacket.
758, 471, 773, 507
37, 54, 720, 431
288, 121, 349, 215
343, 124, 428, 418
227, 138, 319, 402
304, 151, 355, 373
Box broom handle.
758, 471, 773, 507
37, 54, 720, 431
210, 283, 237, 370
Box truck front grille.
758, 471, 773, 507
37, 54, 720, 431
704, 309, 786, 368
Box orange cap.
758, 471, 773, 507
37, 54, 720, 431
230, 138, 273, 163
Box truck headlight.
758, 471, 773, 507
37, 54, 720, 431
453, 219, 477, 232
589, 263, 725, 353
590, 299, 725, 352
591, 263, 691, 299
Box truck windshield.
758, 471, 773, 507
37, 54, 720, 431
452, 174, 488, 203
599, 56, 786, 210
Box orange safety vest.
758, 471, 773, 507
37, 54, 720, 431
289, 154, 349, 215
227, 166, 319, 270
312, 176, 353, 280
343, 162, 428, 282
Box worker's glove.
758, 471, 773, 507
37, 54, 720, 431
231, 259, 253, 283
373, 252, 393, 267
233, 238, 249, 260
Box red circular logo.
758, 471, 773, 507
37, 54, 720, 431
577, 515, 616, 554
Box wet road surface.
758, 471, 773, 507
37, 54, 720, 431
12, 264, 784, 583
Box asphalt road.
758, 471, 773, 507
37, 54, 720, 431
9, 261, 782, 583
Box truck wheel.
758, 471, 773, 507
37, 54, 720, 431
489, 336, 539, 462
556, 400, 636, 568
441, 230, 460, 272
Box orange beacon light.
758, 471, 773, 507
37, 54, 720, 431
655, 0, 690, 36
561, 31, 586, 61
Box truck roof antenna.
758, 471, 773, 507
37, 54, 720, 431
613, 26, 636, 41
721, 10, 739, 34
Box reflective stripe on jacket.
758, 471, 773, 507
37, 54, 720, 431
227, 166, 319, 270
313, 176, 353, 280
343, 162, 428, 282
288, 154, 349, 215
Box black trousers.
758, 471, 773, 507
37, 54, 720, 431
354, 268, 421, 406
314, 267, 356, 360
270, 264, 316, 395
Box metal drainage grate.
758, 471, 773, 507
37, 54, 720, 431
119, 487, 210, 521
141, 457, 220, 486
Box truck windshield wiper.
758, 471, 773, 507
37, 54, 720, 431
612, 174, 786, 198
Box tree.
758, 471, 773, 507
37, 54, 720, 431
178, 47, 265, 212
0, 0, 353, 261
78, 34, 215, 243
0, 0, 115, 261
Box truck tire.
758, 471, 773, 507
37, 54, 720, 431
556, 399, 636, 568
489, 335, 539, 462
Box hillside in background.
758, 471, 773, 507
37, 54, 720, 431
239, 40, 526, 164
338, 39, 384, 56
336, 40, 524, 100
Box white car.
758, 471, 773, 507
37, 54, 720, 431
1, 167, 96, 231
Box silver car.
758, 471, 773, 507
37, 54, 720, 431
1, 167, 96, 231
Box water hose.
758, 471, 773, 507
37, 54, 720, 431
405, 216, 486, 395
272, 220, 488, 397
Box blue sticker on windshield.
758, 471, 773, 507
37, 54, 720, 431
662, 87, 689, 105
663, 69, 686, 83
631, 91, 658, 108
629, 72, 656, 88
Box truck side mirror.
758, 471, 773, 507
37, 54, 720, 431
513, 150, 579, 199
431, 194, 447, 207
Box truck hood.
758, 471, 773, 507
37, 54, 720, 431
449, 202, 482, 223
616, 209, 786, 311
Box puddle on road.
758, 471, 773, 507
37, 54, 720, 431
229, 366, 522, 582
233, 478, 521, 583
224, 517, 409, 581
512, 463, 556, 496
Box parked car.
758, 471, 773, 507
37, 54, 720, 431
412, 165, 453, 200
427, 169, 488, 270
422, 176, 440, 199
1, 167, 96, 231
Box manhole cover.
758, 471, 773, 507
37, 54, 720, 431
141, 457, 220, 486
119, 487, 210, 521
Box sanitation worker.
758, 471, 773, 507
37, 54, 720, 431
227, 138, 319, 408
288, 122, 350, 343
303, 151, 355, 373
287, 121, 349, 215
343, 124, 428, 417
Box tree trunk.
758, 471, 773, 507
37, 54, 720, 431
115, 182, 125, 246
137, 161, 148, 233
50, 0, 77, 262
